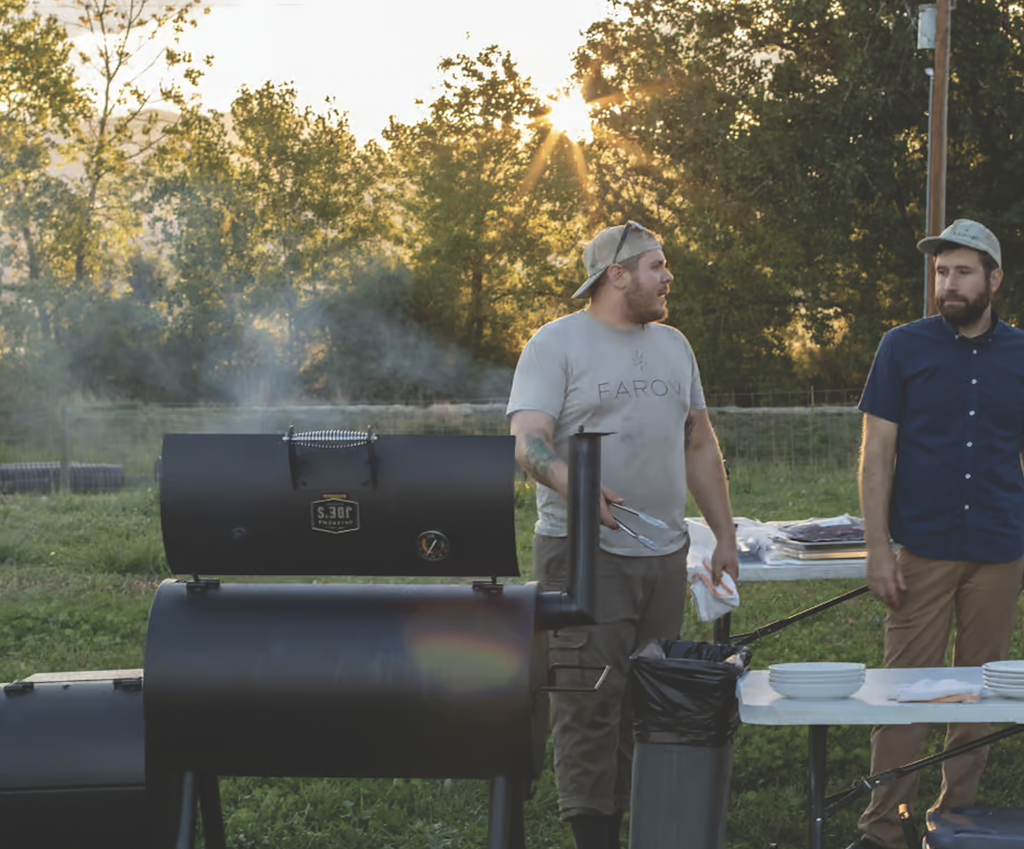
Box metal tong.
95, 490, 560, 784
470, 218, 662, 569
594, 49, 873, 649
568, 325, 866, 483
611, 503, 669, 529
616, 520, 661, 551
610, 503, 667, 551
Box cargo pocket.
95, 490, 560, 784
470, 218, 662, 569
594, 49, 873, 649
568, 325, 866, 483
548, 629, 590, 690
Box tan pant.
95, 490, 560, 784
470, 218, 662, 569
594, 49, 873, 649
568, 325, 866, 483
858, 548, 1024, 849
535, 533, 688, 820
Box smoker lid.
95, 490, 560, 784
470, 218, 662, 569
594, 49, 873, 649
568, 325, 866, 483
159, 432, 520, 578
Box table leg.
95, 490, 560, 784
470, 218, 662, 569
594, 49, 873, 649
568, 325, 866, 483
714, 612, 732, 643
809, 725, 828, 849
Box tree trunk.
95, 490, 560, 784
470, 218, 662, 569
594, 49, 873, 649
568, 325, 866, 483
467, 269, 484, 351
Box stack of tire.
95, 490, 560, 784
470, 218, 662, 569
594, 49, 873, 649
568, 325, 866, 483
0, 462, 124, 495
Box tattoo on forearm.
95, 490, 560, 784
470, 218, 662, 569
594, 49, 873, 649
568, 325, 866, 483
524, 434, 560, 482
684, 413, 695, 452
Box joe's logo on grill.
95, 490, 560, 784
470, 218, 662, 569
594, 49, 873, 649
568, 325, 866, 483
311, 496, 360, 534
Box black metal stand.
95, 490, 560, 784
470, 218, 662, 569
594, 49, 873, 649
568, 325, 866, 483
172, 772, 227, 849
712, 586, 870, 645
803, 723, 1024, 849
487, 776, 526, 849
174, 772, 198, 849
731, 586, 870, 646
809, 726, 828, 849
199, 774, 227, 849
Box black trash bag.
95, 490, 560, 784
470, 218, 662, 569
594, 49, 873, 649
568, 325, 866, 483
630, 639, 753, 747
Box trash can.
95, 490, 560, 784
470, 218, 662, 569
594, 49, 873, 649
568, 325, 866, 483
629, 639, 752, 849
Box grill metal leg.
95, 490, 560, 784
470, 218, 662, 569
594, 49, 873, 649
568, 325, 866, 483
174, 771, 198, 849
487, 776, 526, 849
199, 773, 227, 849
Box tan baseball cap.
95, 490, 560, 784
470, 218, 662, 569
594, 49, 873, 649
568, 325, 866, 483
917, 219, 1001, 268
573, 221, 663, 299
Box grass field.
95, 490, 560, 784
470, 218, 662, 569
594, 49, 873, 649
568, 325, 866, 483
2, 464, 1024, 849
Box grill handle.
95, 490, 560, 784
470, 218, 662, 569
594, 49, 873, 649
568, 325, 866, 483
542, 663, 611, 693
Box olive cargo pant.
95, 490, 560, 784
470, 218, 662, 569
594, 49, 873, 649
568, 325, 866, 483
858, 548, 1024, 849
535, 533, 688, 819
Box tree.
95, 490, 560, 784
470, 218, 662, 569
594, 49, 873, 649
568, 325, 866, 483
56, 0, 208, 286
148, 83, 386, 401
228, 82, 382, 376
0, 0, 87, 403
384, 46, 590, 367
1, 0, 213, 402
148, 102, 259, 400
576, 0, 1024, 394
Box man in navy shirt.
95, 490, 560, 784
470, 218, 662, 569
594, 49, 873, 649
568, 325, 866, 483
850, 220, 1024, 849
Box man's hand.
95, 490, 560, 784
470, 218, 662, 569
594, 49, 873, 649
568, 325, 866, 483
866, 547, 905, 609
709, 540, 739, 585
600, 485, 623, 530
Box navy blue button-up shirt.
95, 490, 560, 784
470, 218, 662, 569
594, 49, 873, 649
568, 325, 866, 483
859, 315, 1024, 562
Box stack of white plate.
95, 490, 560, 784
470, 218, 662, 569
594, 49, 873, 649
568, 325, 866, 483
983, 660, 1024, 699
767, 662, 866, 700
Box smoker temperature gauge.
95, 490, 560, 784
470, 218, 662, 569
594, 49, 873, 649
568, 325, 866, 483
416, 530, 451, 562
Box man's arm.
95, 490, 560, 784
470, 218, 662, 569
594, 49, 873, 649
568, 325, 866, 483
685, 409, 738, 583
509, 409, 621, 529
510, 410, 569, 497
860, 413, 903, 608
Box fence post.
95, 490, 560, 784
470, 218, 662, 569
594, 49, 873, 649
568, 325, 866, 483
59, 402, 70, 494
808, 388, 816, 471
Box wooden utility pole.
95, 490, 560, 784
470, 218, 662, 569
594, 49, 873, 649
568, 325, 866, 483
926, 0, 952, 315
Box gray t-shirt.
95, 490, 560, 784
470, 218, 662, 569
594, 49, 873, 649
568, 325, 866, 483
507, 310, 706, 556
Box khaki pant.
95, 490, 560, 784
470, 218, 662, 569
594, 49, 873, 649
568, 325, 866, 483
535, 533, 688, 820
858, 548, 1024, 849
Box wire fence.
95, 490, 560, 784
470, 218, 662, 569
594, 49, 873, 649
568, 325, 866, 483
0, 391, 864, 493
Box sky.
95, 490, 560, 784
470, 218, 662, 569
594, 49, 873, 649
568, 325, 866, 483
30, 0, 615, 144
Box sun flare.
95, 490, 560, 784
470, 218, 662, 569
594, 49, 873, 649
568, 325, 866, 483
544, 90, 594, 144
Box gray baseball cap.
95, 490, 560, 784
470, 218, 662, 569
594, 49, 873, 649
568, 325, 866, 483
573, 221, 663, 299
917, 219, 1001, 268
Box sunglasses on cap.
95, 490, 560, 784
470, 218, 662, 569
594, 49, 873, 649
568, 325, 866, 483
611, 220, 654, 265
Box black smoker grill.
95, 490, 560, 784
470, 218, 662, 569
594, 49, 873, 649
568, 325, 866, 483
142, 428, 607, 849
0, 671, 153, 848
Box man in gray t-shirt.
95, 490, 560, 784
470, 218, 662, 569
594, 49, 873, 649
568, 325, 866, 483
507, 221, 738, 849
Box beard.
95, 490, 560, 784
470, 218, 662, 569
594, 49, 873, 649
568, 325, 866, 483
938, 281, 992, 327
624, 279, 668, 325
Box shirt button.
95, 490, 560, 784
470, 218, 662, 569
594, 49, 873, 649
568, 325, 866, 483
971, 378, 978, 384
966, 473, 972, 479
973, 350, 978, 354
969, 410, 976, 416
967, 442, 973, 447
965, 504, 971, 510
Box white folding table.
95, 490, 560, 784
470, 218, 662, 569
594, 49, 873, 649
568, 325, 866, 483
688, 551, 869, 643
686, 518, 870, 641
727, 557, 866, 583
738, 667, 1024, 849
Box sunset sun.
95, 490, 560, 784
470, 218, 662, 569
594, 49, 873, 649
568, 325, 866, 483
544, 89, 594, 144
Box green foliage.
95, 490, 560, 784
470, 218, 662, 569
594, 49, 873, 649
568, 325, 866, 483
0, 589, 152, 680
384, 47, 589, 367
0, 0, 83, 128
577, 0, 1024, 394
0, 0, 213, 407
0, 489, 167, 576
3, 0, 1024, 405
